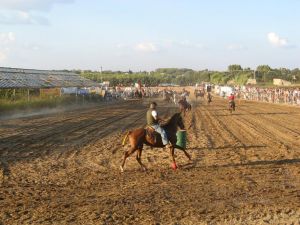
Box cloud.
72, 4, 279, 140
0, 32, 16, 44
0, 0, 74, 25
227, 44, 246, 51
22, 42, 41, 51
0, 0, 75, 12
267, 32, 289, 48
0, 51, 7, 61
163, 40, 204, 49
177, 40, 204, 49
116, 43, 130, 49
0, 32, 16, 61
0, 10, 49, 25
120, 40, 205, 54
135, 42, 159, 52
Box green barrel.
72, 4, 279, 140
176, 130, 187, 149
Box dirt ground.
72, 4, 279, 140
0, 95, 300, 225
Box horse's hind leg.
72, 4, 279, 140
120, 146, 137, 172
182, 149, 192, 160
136, 148, 147, 171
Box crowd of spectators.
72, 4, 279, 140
234, 86, 300, 106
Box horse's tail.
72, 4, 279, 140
122, 131, 131, 146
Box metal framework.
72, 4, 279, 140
0, 67, 99, 89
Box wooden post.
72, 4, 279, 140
13, 89, 16, 101
27, 89, 30, 102
76, 88, 78, 104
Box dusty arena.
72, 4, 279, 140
0, 95, 300, 224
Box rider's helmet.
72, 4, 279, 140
150, 102, 157, 109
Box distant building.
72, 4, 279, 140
246, 78, 257, 85
273, 79, 291, 86
102, 81, 110, 86
0, 67, 99, 89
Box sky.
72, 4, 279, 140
0, 0, 299, 71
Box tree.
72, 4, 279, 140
228, 64, 242, 72
210, 72, 224, 84
256, 65, 271, 82
256, 65, 271, 73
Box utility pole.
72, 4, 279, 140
100, 66, 103, 83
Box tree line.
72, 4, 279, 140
78, 65, 300, 86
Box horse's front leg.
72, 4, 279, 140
181, 108, 186, 116
169, 146, 178, 170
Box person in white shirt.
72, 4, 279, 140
146, 102, 171, 147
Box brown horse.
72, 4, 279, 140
194, 90, 205, 99
120, 113, 191, 172
178, 99, 192, 115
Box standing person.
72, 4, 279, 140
228, 92, 236, 111
147, 102, 171, 148
173, 92, 177, 105
207, 92, 212, 104
222, 91, 226, 98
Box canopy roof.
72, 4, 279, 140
0, 67, 99, 89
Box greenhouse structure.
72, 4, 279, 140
0, 67, 100, 100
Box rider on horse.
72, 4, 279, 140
228, 92, 236, 110
147, 102, 171, 148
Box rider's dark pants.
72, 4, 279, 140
229, 101, 235, 110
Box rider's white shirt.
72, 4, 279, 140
152, 110, 158, 120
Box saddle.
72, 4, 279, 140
145, 126, 159, 144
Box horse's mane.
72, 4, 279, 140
162, 113, 181, 129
